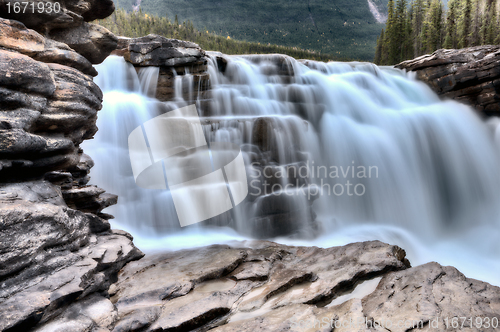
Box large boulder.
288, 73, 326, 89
397, 46, 500, 116
119, 34, 206, 67
0, 50, 102, 177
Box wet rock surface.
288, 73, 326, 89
397, 46, 500, 116
114, 34, 209, 102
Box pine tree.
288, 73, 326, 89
444, 0, 459, 48
428, 0, 443, 51
395, 0, 409, 63
385, 0, 399, 64
411, 0, 426, 56
374, 29, 384, 64
404, 5, 414, 59
470, 0, 482, 46
487, 0, 498, 44
459, 0, 473, 48
481, 1, 490, 44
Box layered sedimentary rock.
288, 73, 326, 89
0, 181, 142, 331
52, 241, 496, 332
0, 0, 117, 63
0, 8, 143, 331
397, 46, 500, 116
115, 34, 209, 102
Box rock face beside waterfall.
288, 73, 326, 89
0, 12, 143, 332
396, 46, 500, 116
0, 0, 118, 64
32, 240, 494, 332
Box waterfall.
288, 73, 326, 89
82, 55, 500, 286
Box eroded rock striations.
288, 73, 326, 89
0, 0, 117, 64
100, 241, 499, 331
114, 34, 209, 102
0, 5, 143, 331
397, 46, 500, 116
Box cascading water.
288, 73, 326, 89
82, 54, 500, 286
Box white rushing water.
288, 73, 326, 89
82, 55, 500, 286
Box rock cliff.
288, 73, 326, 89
0, 4, 143, 331
397, 46, 500, 116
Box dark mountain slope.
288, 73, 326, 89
113, 0, 388, 60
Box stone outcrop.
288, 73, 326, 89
114, 34, 209, 102
397, 46, 500, 116
28, 240, 496, 332
49, 22, 118, 64
0, 19, 100, 179
0, 10, 142, 332
0, 0, 117, 64
117, 34, 205, 67
0, 181, 143, 331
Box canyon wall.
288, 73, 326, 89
0, 2, 143, 330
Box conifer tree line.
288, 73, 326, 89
375, 0, 500, 65
97, 9, 339, 61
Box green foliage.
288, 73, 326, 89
375, 0, 500, 65
487, 0, 498, 44
444, 0, 458, 48
98, 9, 343, 61
111, 0, 387, 61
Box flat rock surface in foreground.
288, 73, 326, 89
104, 240, 499, 332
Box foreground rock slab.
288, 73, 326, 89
5, 239, 500, 331
100, 240, 485, 331
397, 46, 500, 116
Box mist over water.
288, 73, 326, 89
82, 55, 500, 286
